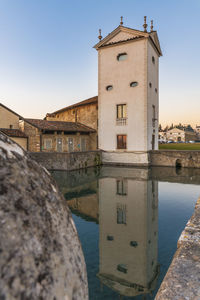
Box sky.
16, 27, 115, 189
0, 0, 200, 127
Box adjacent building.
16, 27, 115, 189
20, 118, 96, 152
0, 103, 28, 150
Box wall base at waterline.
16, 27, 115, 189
102, 151, 150, 167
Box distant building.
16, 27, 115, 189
0, 103, 28, 150
163, 128, 197, 142
195, 126, 200, 140
20, 118, 96, 152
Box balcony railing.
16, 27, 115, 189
116, 118, 127, 126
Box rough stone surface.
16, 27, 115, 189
155, 197, 200, 300
0, 132, 88, 300
29, 150, 102, 171
151, 150, 200, 168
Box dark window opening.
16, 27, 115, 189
117, 204, 126, 224
149, 82, 152, 88
152, 56, 155, 64
117, 53, 127, 61
117, 264, 127, 273
117, 135, 127, 149
107, 235, 114, 241
106, 85, 113, 91
116, 179, 127, 195
130, 81, 138, 87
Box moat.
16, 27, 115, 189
51, 166, 200, 299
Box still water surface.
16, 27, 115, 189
51, 166, 200, 300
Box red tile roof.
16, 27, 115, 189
25, 119, 96, 133
47, 96, 98, 116
0, 128, 27, 138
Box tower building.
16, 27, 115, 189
94, 17, 162, 165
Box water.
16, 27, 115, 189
51, 166, 200, 299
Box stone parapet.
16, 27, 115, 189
150, 150, 200, 168
29, 150, 102, 171
155, 197, 200, 299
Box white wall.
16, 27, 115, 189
98, 39, 147, 152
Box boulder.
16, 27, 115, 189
0, 132, 88, 300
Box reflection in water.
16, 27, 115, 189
51, 166, 200, 299
98, 170, 159, 298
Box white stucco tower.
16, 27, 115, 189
94, 17, 162, 166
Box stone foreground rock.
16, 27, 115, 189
0, 133, 88, 300
155, 197, 200, 299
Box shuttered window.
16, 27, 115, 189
117, 135, 127, 149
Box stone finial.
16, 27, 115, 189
151, 20, 154, 32
143, 16, 148, 32
98, 29, 102, 41
120, 16, 123, 25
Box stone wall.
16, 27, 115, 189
29, 150, 102, 171
47, 102, 98, 131
150, 150, 200, 168
155, 197, 200, 299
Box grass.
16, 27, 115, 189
159, 143, 200, 150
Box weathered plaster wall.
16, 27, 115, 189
147, 42, 159, 150
155, 197, 200, 300
150, 150, 200, 168
0, 106, 19, 129
98, 39, 147, 152
29, 150, 102, 171
102, 151, 149, 166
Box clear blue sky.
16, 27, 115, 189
0, 0, 199, 126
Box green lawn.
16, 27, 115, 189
159, 143, 200, 150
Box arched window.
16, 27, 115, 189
130, 81, 138, 88
106, 85, 113, 91
117, 53, 127, 61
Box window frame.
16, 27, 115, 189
117, 53, 127, 61
44, 138, 52, 150
117, 134, 127, 150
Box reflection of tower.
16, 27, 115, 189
97, 169, 159, 297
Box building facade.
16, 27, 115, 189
0, 103, 28, 150
94, 18, 162, 165
160, 128, 197, 143
20, 119, 96, 152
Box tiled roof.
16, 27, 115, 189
48, 96, 98, 116
0, 128, 27, 138
25, 119, 96, 133
100, 36, 144, 48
